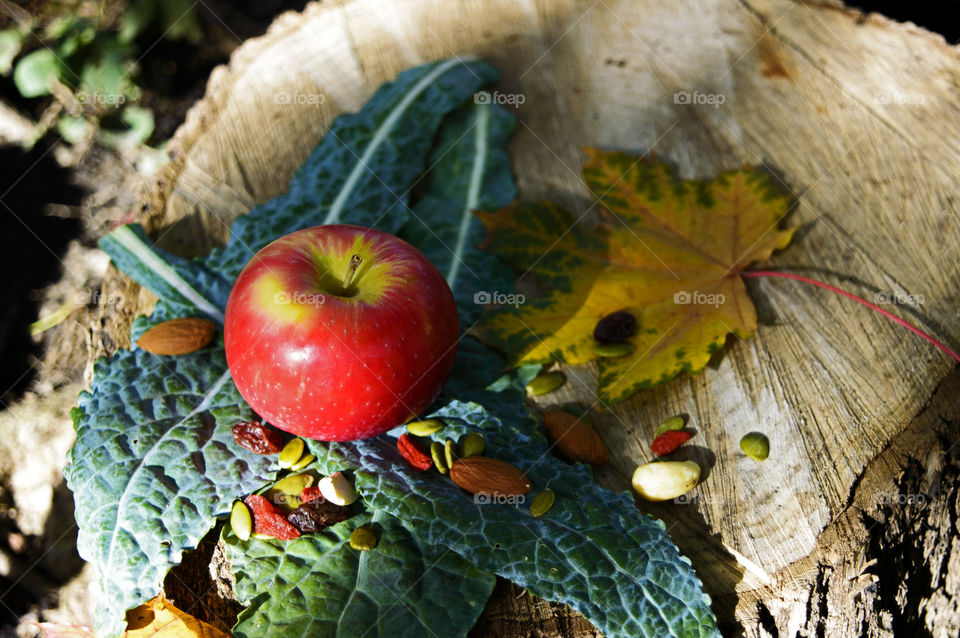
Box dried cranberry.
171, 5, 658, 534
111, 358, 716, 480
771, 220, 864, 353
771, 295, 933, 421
287, 500, 351, 534
232, 421, 283, 454
593, 310, 637, 343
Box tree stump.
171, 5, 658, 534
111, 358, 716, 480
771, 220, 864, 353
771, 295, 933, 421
93, 0, 960, 635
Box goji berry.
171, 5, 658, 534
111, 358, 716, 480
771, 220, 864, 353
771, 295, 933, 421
300, 486, 323, 504
397, 433, 433, 471
651, 430, 693, 456
232, 422, 283, 454
244, 494, 301, 540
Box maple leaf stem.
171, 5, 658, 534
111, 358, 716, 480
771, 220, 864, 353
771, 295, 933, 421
742, 270, 960, 364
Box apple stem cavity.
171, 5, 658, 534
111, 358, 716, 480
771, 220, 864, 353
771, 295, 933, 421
342, 254, 363, 294
743, 270, 960, 363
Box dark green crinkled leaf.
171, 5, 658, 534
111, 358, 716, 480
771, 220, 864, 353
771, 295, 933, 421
400, 101, 517, 325
223, 510, 495, 638
63, 347, 276, 637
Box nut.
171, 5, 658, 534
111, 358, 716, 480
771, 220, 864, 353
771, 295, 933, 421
431, 441, 448, 474
350, 524, 379, 551
318, 471, 359, 506
230, 501, 252, 541
631, 460, 700, 502
740, 432, 769, 461
406, 419, 444, 437
278, 438, 305, 469
529, 489, 555, 517
268, 473, 314, 510
525, 372, 565, 396
449, 457, 532, 496
543, 410, 609, 468
290, 453, 316, 471
461, 433, 485, 458
135, 317, 216, 355
654, 416, 685, 439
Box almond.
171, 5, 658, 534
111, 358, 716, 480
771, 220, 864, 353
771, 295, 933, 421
543, 410, 609, 468
135, 317, 216, 355
449, 457, 532, 496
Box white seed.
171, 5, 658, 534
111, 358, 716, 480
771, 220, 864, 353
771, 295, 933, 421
631, 460, 701, 502
318, 471, 359, 506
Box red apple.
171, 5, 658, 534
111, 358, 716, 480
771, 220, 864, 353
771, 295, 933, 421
224, 225, 459, 441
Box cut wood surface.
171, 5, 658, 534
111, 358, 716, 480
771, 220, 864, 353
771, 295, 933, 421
94, 0, 960, 635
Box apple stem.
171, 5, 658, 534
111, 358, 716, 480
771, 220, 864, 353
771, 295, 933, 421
742, 270, 960, 363
342, 254, 362, 293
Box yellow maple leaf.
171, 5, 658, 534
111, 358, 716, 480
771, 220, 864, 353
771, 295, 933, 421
475, 148, 796, 404
123, 595, 229, 638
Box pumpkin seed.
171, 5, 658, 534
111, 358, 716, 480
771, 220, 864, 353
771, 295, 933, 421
407, 419, 444, 437
526, 372, 565, 396
654, 416, 685, 439
271, 473, 314, 496
444, 439, 459, 469
740, 432, 769, 461
529, 489, 555, 517
461, 432, 485, 458
230, 501, 252, 541
290, 453, 316, 471
350, 524, 379, 551
278, 438, 305, 469
592, 342, 634, 358
431, 441, 448, 474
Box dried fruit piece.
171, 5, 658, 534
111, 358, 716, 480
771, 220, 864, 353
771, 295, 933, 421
135, 317, 217, 355
651, 430, 693, 456
592, 342, 634, 358
350, 524, 379, 550
278, 438, 305, 469
318, 471, 359, 506
526, 372, 565, 396
406, 419, 444, 436
740, 432, 770, 460
450, 457, 532, 496
290, 453, 316, 471
300, 486, 323, 504
230, 501, 252, 541
529, 489, 555, 517
243, 494, 301, 540
431, 441, 448, 474
287, 499, 351, 533
593, 310, 637, 344
397, 433, 433, 471
232, 421, 283, 455
444, 439, 459, 469
631, 460, 700, 502
653, 416, 685, 439
461, 433, 485, 458
543, 410, 610, 468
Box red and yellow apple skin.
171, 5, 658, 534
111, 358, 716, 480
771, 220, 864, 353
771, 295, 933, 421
224, 225, 460, 441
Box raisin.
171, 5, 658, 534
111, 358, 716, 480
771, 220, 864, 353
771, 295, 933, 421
593, 310, 637, 343
232, 421, 283, 454
397, 433, 433, 471
300, 486, 324, 504
651, 430, 693, 456
287, 499, 351, 533
244, 494, 300, 540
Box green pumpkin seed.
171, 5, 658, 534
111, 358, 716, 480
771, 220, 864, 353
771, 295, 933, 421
290, 453, 316, 471
271, 473, 314, 496
407, 419, 444, 437
278, 438, 305, 468
350, 524, 379, 551
461, 433, 485, 458
654, 416, 685, 439
592, 342, 635, 358
230, 501, 252, 541
526, 372, 565, 396
740, 432, 769, 461
431, 441, 448, 474
444, 439, 459, 469
529, 489, 555, 517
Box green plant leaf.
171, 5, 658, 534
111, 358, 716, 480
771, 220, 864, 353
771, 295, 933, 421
118, 0, 157, 43
99, 105, 154, 148
0, 28, 23, 75
399, 101, 517, 325
63, 346, 277, 637
13, 48, 61, 97
223, 510, 495, 638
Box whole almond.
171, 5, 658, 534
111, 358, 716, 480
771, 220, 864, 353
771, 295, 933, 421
449, 457, 532, 496
543, 410, 610, 468
136, 317, 216, 355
